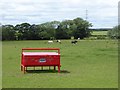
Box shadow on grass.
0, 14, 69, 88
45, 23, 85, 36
26, 69, 70, 74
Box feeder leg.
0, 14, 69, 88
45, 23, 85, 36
26, 67, 27, 71
58, 66, 60, 73
23, 66, 25, 74
54, 66, 56, 70
34, 66, 35, 70
41, 66, 43, 70
49, 66, 50, 70
21, 66, 23, 71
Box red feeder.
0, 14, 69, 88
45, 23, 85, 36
21, 48, 61, 73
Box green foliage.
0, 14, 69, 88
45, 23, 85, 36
39, 21, 60, 40
56, 18, 92, 39
2, 25, 16, 40
55, 20, 72, 39
73, 18, 92, 39
107, 25, 120, 39
2, 17, 92, 40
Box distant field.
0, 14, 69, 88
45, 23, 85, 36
91, 31, 108, 35
2, 40, 118, 88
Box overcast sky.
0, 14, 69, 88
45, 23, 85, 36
0, 0, 119, 28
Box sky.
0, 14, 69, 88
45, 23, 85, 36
0, 0, 119, 28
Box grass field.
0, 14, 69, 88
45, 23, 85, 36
2, 40, 118, 88
91, 31, 108, 35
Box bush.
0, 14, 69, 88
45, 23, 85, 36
107, 25, 120, 39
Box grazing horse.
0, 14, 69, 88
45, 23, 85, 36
71, 40, 77, 44
57, 40, 61, 44
48, 40, 53, 43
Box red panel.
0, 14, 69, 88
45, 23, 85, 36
21, 48, 61, 73
23, 55, 60, 66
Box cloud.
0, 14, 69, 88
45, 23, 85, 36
0, 0, 119, 27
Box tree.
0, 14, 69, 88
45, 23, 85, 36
55, 20, 74, 39
107, 25, 120, 39
73, 17, 92, 39
14, 24, 23, 40
2, 25, 16, 40
20, 23, 31, 40
55, 24, 69, 39
14, 23, 31, 40
29, 24, 40, 40
38, 21, 60, 40
55, 18, 92, 39
62, 20, 75, 37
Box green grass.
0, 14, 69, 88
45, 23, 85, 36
91, 31, 108, 35
2, 40, 118, 88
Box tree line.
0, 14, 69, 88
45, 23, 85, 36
1, 17, 119, 41
1, 17, 92, 41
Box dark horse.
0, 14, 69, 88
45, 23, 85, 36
71, 40, 77, 44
